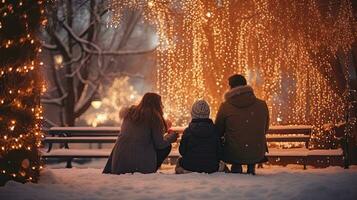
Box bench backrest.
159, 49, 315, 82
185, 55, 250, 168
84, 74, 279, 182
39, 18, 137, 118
48, 125, 312, 137
267, 125, 312, 135
48, 127, 120, 137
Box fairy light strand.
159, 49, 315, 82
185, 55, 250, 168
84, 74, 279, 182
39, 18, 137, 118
0, 0, 46, 184
108, 0, 355, 147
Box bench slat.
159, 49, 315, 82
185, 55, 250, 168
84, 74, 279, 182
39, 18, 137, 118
267, 135, 310, 142
48, 125, 313, 136
43, 136, 310, 143
44, 136, 117, 143
42, 148, 343, 159
42, 149, 111, 158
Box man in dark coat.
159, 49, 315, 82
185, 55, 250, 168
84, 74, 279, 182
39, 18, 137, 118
176, 100, 223, 174
215, 74, 269, 175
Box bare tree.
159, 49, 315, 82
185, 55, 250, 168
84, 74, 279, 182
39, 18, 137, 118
41, 0, 156, 126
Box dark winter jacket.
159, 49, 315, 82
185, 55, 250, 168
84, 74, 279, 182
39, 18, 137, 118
215, 85, 269, 165
103, 111, 175, 174
179, 118, 222, 173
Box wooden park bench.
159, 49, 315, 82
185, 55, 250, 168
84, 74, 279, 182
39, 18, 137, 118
42, 125, 344, 169
265, 125, 343, 169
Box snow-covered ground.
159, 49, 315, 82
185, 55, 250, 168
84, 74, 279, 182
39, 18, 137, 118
1, 163, 357, 200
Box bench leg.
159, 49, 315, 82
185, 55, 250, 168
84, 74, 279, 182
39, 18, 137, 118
303, 158, 307, 170
66, 158, 73, 168
344, 160, 350, 169
47, 143, 53, 153
343, 136, 350, 169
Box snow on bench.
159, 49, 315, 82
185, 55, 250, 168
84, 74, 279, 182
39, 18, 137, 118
41, 148, 183, 168
42, 149, 111, 158
42, 149, 185, 158
42, 147, 344, 169
267, 148, 343, 156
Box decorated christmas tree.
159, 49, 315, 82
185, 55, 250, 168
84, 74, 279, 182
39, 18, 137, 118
0, 0, 45, 185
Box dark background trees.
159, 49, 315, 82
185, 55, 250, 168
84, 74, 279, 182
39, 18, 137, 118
40, 0, 157, 126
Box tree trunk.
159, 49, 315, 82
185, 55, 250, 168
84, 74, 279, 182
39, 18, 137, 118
65, 0, 75, 126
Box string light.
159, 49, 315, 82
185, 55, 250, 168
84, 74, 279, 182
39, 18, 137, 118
109, 0, 355, 147
0, 0, 45, 184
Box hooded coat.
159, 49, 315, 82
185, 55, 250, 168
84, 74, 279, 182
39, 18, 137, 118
103, 111, 174, 174
179, 118, 222, 173
215, 85, 269, 164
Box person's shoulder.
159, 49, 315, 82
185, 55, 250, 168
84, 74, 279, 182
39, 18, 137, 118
255, 98, 267, 106
182, 126, 192, 137
183, 126, 191, 134
255, 98, 269, 111
210, 123, 220, 135
218, 100, 231, 111
119, 106, 132, 119
141, 109, 164, 129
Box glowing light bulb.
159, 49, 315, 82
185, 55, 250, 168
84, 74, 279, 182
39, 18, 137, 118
148, 1, 154, 7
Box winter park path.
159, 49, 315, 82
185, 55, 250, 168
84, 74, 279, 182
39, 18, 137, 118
1, 165, 357, 200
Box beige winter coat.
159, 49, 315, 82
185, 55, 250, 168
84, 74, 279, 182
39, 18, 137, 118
103, 111, 173, 174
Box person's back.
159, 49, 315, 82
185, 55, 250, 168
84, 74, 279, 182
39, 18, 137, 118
176, 100, 222, 174
215, 74, 269, 174
110, 115, 160, 174
103, 93, 178, 175
179, 118, 221, 173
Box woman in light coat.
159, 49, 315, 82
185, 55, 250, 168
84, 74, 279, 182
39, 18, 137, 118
103, 93, 178, 174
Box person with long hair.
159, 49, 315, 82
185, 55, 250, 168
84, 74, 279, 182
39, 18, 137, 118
103, 93, 178, 174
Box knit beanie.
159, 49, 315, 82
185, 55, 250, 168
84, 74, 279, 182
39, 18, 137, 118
191, 100, 210, 119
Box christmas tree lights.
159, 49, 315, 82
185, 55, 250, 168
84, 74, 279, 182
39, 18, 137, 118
0, 0, 46, 185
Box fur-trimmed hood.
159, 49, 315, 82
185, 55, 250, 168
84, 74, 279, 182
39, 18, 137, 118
224, 85, 256, 108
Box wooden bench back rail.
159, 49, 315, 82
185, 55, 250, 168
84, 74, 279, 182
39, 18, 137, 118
48, 127, 120, 137
47, 125, 312, 146
48, 125, 312, 136
45, 125, 313, 152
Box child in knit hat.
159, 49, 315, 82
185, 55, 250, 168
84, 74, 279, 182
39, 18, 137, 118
175, 100, 224, 174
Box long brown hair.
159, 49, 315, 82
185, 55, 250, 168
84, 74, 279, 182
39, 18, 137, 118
124, 93, 167, 131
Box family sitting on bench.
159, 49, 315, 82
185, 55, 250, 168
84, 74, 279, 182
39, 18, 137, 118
103, 74, 270, 175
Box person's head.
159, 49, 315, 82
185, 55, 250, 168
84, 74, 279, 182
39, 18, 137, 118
228, 74, 247, 89
138, 92, 164, 115
191, 99, 210, 119
125, 92, 166, 130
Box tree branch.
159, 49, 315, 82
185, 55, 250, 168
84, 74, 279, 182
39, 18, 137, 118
41, 93, 68, 106
42, 42, 58, 50
74, 84, 99, 118
61, 21, 158, 56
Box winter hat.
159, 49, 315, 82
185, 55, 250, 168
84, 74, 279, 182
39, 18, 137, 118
191, 100, 210, 119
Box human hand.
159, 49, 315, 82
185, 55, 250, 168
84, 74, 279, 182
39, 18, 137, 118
167, 128, 175, 134
165, 132, 179, 143
165, 119, 173, 129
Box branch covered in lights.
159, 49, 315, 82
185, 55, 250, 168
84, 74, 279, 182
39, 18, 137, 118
109, 0, 355, 148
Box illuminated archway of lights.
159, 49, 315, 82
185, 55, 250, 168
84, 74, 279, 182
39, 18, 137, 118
109, 0, 355, 146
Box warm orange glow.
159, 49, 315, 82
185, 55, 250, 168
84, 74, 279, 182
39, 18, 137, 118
109, 1, 355, 148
